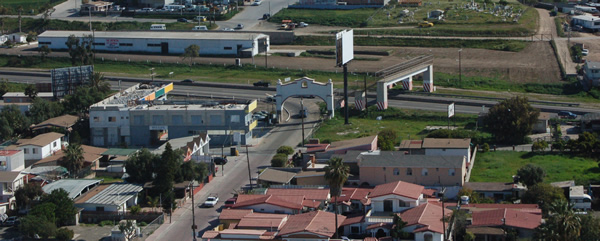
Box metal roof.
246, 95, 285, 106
42, 179, 102, 199
82, 183, 143, 205
38, 30, 268, 41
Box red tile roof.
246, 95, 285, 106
334, 187, 372, 204
366, 222, 392, 230
306, 144, 330, 153
237, 215, 288, 229
302, 199, 321, 208
462, 203, 539, 209
0, 150, 20, 156
369, 181, 424, 199
201, 231, 219, 239
266, 188, 330, 201
278, 210, 346, 237
470, 208, 542, 230
232, 194, 303, 210
422, 189, 437, 198
341, 214, 365, 226
364, 238, 379, 241
219, 209, 253, 220
397, 202, 452, 234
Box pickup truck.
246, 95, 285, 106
203, 194, 219, 207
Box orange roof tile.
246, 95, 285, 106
266, 188, 330, 201
278, 210, 346, 237
369, 181, 424, 199
397, 202, 452, 234
233, 194, 303, 210
219, 209, 253, 220
470, 208, 542, 230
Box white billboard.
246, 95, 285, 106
336, 29, 354, 67
448, 103, 455, 118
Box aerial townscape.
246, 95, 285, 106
1, 0, 600, 240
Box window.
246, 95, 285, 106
147, 43, 161, 47
53, 141, 57, 148
595, 21, 600, 26
224, 47, 232, 50
38, 41, 51, 45
422, 168, 428, 176
108, 117, 116, 122
152, 115, 164, 125
230, 115, 240, 123
398, 200, 408, 207
424, 233, 433, 241
93, 117, 100, 122
96, 207, 105, 211
406, 168, 412, 176
119, 43, 133, 46
191, 115, 203, 124
32, 148, 37, 154
448, 169, 456, 176
133, 115, 144, 125
23, 148, 28, 154
171, 115, 183, 125
393, 168, 399, 176
210, 115, 223, 125
351, 226, 360, 234
93, 42, 105, 46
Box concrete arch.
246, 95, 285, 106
276, 77, 334, 122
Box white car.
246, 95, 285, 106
252, 0, 262, 5
222, 28, 235, 31
298, 22, 309, 27
203, 194, 219, 207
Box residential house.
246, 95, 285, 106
7, 132, 64, 162
277, 210, 346, 241
398, 140, 425, 155
219, 209, 255, 229
31, 114, 79, 134
257, 168, 299, 186
266, 188, 331, 209
391, 203, 451, 241
533, 112, 551, 134
330, 187, 372, 215
572, 15, 600, 32
202, 229, 276, 241
235, 211, 288, 230
584, 61, 600, 87
294, 170, 327, 186
232, 194, 304, 214
0, 172, 25, 212
341, 213, 367, 237
463, 204, 542, 240
308, 135, 378, 162
368, 181, 427, 214
422, 138, 472, 163
0, 150, 24, 172
2, 92, 53, 103
42, 179, 101, 199
358, 152, 467, 191
32, 145, 107, 173
74, 183, 143, 213
463, 182, 527, 202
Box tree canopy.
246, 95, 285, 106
522, 183, 566, 214
62, 143, 84, 177
516, 163, 546, 187
181, 44, 200, 70
484, 96, 540, 144
378, 128, 398, 151
41, 189, 77, 227
65, 34, 94, 66
125, 148, 160, 184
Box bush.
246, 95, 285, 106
378, 128, 398, 151
531, 140, 549, 152
56, 228, 74, 241
99, 220, 114, 227
271, 153, 288, 167
276, 146, 295, 155
129, 205, 141, 215
138, 221, 148, 227
481, 143, 490, 153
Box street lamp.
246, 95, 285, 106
458, 48, 462, 83
87, 6, 93, 32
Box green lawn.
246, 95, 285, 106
470, 151, 600, 185
0, 0, 66, 15
95, 175, 124, 184
312, 107, 478, 143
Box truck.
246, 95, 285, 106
203, 193, 219, 207
569, 186, 592, 210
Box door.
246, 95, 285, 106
236, 44, 243, 57
383, 200, 393, 212
161, 42, 169, 54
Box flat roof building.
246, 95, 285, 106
38, 30, 270, 57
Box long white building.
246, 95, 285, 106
38, 30, 270, 57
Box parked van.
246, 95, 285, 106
569, 186, 592, 210
150, 24, 167, 30
192, 26, 208, 31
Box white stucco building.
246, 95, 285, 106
38, 30, 270, 57
0, 150, 24, 172
7, 132, 64, 161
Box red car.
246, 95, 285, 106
224, 198, 237, 208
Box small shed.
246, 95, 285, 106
532, 112, 551, 134
8, 32, 27, 44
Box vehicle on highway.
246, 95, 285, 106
222, 28, 235, 31
203, 194, 219, 207
150, 24, 167, 31
181, 79, 193, 83
252, 0, 262, 5
235, 24, 244, 29
297, 22, 309, 27
558, 111, 577, 119
419, 21, 434, 28
195, 16, 207, 22
213, 156, 228, 165
224, 197, 237, 208
142, 7, 154, 11
253, 80, 270, 87
177, 18, 188, 23
192, 26, 208, 31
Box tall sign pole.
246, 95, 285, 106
336, 30, 354, 125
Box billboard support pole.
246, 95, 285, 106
344, 63, 349, 125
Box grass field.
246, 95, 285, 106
470, 151, 600, 185
293, 35, 528, 52
312, 106, 478, 143
0, 0, 65, 15
0, 18, 213, 34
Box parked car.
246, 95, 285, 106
224, 197, 237, 208
252, 0, 262, 5
213, 156, 228, 165
177, 18, 188, 23
297, 22, 309, 27
203, 194, 219, 207
418, 21, 434, 28
235, 23, 244, 29
181, 79, 193, 83
253, 80, 270, 87
558, 111, 577, 119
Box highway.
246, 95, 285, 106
1, 69, 597, 116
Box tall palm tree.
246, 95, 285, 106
63, 143, 84, 177
324, 157, 349, 239
90, 72, 109, 93
535, 199, 581, 241
147, 196, 159, 212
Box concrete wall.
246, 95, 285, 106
0, 151, 24, 172
360, 163, 466, 187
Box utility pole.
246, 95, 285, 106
190, 181, 197, 241
364, 75, 368, 114
343, 63, 349, 125
245, 145, 252, 190
441, 187, 447, 241
301, 96, 305, 147
150, 68, 155, 82
458, 49, 462, 83
88, 6, 92, 32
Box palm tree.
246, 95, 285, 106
535, 199, 581, 241
90, 72, 109, 93
63, 143, 84, 177
147, 196, 160, 212
324, 157, 349, 239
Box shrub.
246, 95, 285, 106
56, 228, 74, 241
99, 220, 114, 227
138, 221, 148, 227
276, 146, 294, 155
271, 154, 288, 167
129, 205, 141, 215
481, 143, 490, 153
378, 128, 398, 151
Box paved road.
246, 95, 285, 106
218, 0, 298, 30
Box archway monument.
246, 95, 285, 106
275, 77, 334, 123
